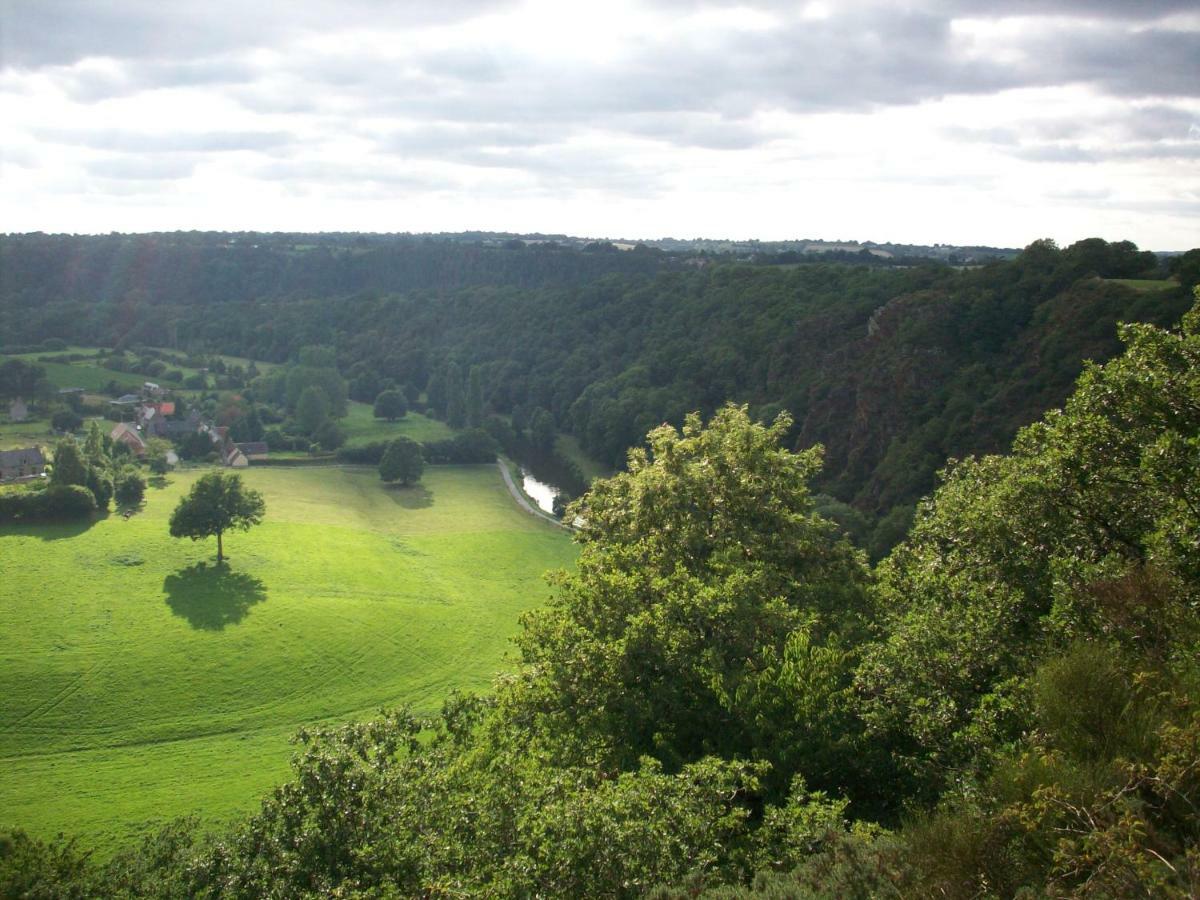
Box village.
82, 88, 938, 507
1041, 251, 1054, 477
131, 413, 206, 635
2, 382, 268, 483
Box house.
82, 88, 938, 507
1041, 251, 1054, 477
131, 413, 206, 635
224, 447, 249, 468
0, 446, 45, 481
8, 397, 28, 422
110, 422, 147, 456
235, 442, 269, 462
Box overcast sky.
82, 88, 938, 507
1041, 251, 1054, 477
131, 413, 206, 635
2, 1, 1198, 248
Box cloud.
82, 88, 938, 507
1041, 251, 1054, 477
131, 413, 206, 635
38, 128, 296, 154
86, 156, 197, 180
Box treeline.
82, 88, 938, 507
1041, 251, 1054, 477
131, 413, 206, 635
5, 294, 1198, 897
2, 233, 1195, 553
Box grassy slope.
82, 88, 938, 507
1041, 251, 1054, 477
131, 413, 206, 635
339, 401, 455, 446
0, 465, 575, 854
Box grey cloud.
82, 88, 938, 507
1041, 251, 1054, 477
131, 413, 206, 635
86, 156, 196, 180
254, 158, 458, 192
0, 0, 517, 69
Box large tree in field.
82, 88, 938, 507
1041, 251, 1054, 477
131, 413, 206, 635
379, 437, 424, 486
169, 472, 266, 563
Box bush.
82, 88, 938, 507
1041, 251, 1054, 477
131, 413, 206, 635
422, 429, 499, 464
51, 409, 83, 433
313, 420, 345, 451
115, 470, 147, 507
0, 485, 97, 523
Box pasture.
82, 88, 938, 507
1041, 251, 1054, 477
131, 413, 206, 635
0, 465, 575, 855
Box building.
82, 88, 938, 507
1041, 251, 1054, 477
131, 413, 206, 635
110, 422, 147, 456
235, 442, 269, 462
0, 446, 45, 481
8, 397, 28, 422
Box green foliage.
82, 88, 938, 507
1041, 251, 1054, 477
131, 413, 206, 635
372, 388, 407, 422
312, 418, 345, 451
378, 436, 423, 485
50, 408, 82, 432
168, 472, 265, 562
114, 469, 146, 507
466, 364, 484, 427
294, 385, 331, 435
857, 292, 1200, 796
50, 436, 88, 487
445, 360, 466, 428
509, 405, 869, 798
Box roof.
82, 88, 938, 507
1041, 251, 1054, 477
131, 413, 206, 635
158, 401, 176, 416
0, 447, 44, 468
236, 442, 269, 455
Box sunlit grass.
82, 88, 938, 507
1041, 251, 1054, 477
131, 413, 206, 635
0, 464, 575, 855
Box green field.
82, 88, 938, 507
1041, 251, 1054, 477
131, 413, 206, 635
340, 401, 456, 446
0, 465, 575, 854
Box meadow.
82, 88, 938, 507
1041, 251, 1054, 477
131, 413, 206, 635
0, 464, 575, 855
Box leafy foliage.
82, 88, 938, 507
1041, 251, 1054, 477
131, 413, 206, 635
168, 472, 266, 562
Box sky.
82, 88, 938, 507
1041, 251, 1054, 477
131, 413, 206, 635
1, 1, 1198, 249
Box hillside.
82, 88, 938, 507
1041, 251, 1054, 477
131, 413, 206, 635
1, 234, 1192, 554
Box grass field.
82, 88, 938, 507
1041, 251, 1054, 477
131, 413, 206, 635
340, 401, 456, 446
0, 465, 575, 855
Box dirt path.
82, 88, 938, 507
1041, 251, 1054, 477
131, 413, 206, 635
496, 459, 564, 527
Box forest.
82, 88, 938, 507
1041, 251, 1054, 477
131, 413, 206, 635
2, 233, 1195, 556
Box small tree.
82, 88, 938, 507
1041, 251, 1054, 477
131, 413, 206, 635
296, 386, 332, 436
379, 437, 424, 486
115, 469, 146, 507
373, 389, 408, 422
169, 472, 265, 563
50, 436, 89, 487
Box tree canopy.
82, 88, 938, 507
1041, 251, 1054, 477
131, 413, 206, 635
168, 472, 266, 563
378, 437, 424, 486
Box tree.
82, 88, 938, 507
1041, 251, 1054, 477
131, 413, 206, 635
50, 436, 89, 487
466, 366, 483, 427
445, 362, 465, 429
115, 469, 146, 507
373, 389, 408, 422
313, 419, 345, 451
168, 472, 266, 563
295, 386, 331, 436
511, 405, 869, 795
379, 437, 424, 486
51, 409, 83, 433
528, 407, 556, 452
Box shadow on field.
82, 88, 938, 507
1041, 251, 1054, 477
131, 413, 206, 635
163, 563, 267, 630
0, 513, 107, 541
388, 483, 433, 509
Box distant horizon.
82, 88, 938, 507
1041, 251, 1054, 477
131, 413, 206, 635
8, 228, 1197, 255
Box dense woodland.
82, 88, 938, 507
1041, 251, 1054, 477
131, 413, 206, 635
2, 233, 1196, 555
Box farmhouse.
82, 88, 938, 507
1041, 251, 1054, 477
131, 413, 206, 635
8, 397, 28, 422
110, 422, 147, 456
0, 446, 45, 481
235, 441, 269, 462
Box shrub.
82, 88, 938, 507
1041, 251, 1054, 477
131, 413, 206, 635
115, 470, 147, 507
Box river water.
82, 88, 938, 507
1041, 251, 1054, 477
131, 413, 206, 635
521, 468, 560, 515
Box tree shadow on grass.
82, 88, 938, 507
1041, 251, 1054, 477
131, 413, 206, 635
387, 483, 433, 509
163, 562, 267, 630
0, 512, 108, 541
